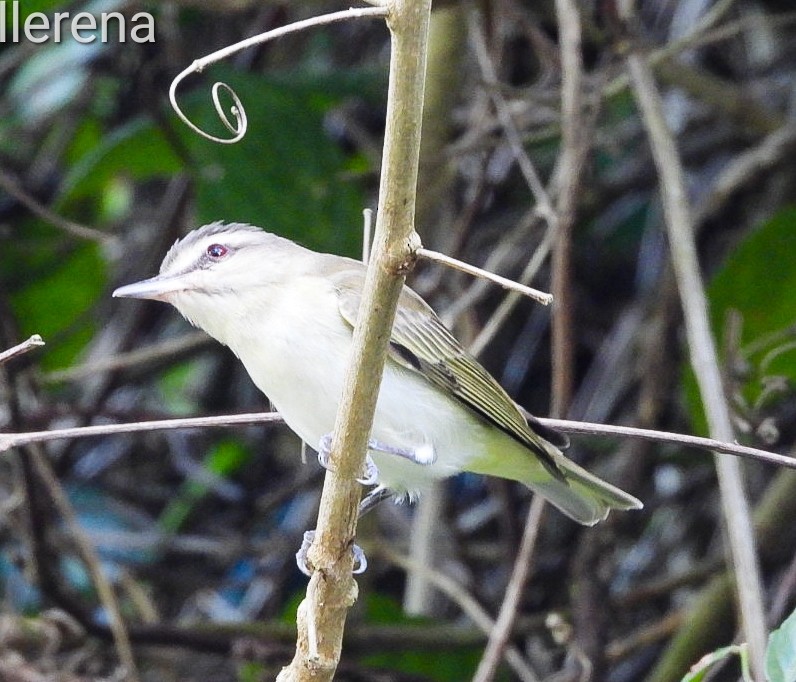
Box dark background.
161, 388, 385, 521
1, 1, 796, 680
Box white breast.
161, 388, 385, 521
181, 273, 489, 495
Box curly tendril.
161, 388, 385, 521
168, 6, 389, 145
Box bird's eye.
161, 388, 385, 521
206, 243, 228, 260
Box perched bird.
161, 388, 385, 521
114, 222, 642, 525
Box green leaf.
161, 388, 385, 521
158, 361, 203, 416
709, 207, 796, 348
237, 661, 267, 682
361, 594, 483, 682
206, 438, 252, 476
683, 206, 796, 434
188, 67, 370, 257
681, 645, 745, 682
8, 241, 106, 370
766, 608, 796, 682
157, 439, 251, 534
59, 116, 183, 203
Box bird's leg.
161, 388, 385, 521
295, 529, 368, 577
369, 438, 437, 466
359, 484, 392, 517
316, 434, 436, 485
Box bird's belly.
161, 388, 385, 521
238, 330, 348, 449
239, 336, 488, 495
368, 365, 485, 494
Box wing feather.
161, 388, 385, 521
332, 268, 564, 481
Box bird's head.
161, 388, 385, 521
113, 221, 304, 301
113, 222, 307, 341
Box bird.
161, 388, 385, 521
113, 221, 642, 525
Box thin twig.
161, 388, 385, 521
0, 413, 284, 452
472, 496, 545, 682
549, 0, 588, 416
402, 483, 444, 615
361, 208, 374, 264
467, 10, 557, 225
29, 448, 140, 681
623, 26, 768, 678
380, 546, 540, 682
417, 247, 553, 306
694, 123, 796, 226
604, 0, 741, 101
441, 210, 544, 326
43, 332, 209, 384
2, 411, 792, 471
278, 0, 431, 678
169, 7, 389, 144
469, 227, 554, 357
0, 168, 113, 244
473, 2, 585, 675
534, 417, 796, 470
0, 335, 45, 365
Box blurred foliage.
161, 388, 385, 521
60, 117, 183, 203
684, 206, 796, 435
765, 606, 796, 682
1, 0, 796, 680
158, 438, 252, 534
680, 605, 796, 682
361, 594, 486, 682
8, 239, 106, 369
189, 67, 374, 256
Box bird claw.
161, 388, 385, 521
317, 434, 381, 486
316, 434, 333, 470
356, 454, 379, 486
352, 543, 367, 574
295, 529, 367, 576
296, 530, 315, 577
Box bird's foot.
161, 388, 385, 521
317, 434, 379, 485
295, 529, 368, 576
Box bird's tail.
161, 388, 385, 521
471, 433, 642, 525
465, 429, 644, 526
529, 452, 642, 525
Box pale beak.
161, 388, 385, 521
113, 273, 189, 301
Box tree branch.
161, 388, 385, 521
3, 413, 792, 475
0, 335, 45, 365
277, 0, 431, 678
622, 18, 768, 678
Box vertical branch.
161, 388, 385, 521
473, 4, 588, 679
471, 496, 545, 682
29, 448, 141, 681
622, 29, 768, 681
277, 0, 432, 679
549, 0, 586, 417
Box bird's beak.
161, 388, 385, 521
113, 273, 188, 301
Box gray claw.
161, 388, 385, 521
318, 434, 380, 486
352, 543, 367, 574
356, 453, 379, 486
295, 529, 368, 575
296, 530, 316, 576
316, 434, 333, 471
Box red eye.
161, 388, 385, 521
206, 243, 228, 260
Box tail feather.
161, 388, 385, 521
531, 456, 642, 526
468, 430, 643, 526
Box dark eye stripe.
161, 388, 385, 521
206, 243, 228, 260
